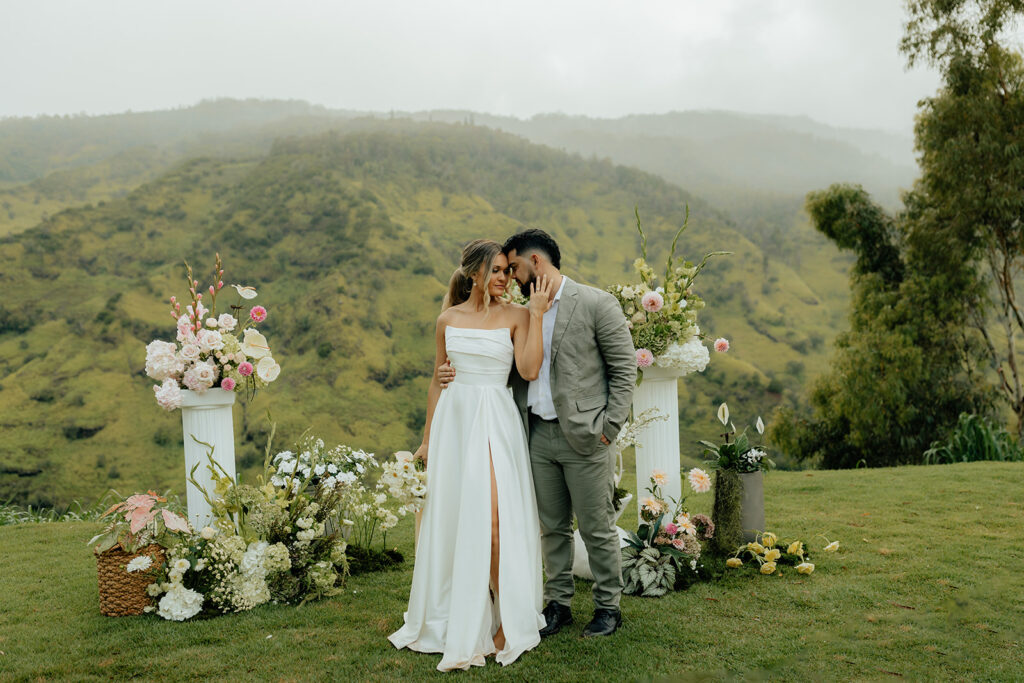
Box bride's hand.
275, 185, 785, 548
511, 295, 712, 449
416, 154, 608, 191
414, 443, 428, 466
528, 274, 555, 316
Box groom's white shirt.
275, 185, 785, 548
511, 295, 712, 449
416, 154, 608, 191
527, 274, 569, 420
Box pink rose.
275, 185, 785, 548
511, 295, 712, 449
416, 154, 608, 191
664, 522, 679, 536
220, 377, 236, 391
250, 306, 267, 323
238, 362, 254, 377
641, 291, 664, 313
636, 348, 654, 368
714, 338, 730, 353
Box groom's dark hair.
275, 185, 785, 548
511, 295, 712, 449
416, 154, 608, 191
503, 228, 561, 269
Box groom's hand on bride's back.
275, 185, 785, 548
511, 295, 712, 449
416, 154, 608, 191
438, 361, 456, 388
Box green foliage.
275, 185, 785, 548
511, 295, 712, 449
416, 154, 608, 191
923, 412, 1024, 463
770, 185, 991, 468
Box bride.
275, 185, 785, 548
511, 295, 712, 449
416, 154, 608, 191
388, 239, 554, 671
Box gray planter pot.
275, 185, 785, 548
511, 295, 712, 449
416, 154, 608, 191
739, 470, 765, 543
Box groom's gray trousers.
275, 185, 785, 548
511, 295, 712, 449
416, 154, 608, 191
529, 415, 622, 610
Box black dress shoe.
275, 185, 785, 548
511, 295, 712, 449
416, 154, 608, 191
582, 608, 622, 637
539, 601, 573, 637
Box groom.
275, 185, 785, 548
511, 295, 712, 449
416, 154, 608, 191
442, 228, 636, 637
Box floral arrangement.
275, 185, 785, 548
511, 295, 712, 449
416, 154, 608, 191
378, 450, 427, 514
499, 279, 529, 305
725, 532, 840, 577
88, 491, 191, 554
269, 437, 373, 494
701, 402, 775, 474
145, 253, 280, 410
622, 468, 715, 597
607, 207, 729, 382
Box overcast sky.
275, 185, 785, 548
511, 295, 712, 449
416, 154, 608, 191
1, 0, 940, 132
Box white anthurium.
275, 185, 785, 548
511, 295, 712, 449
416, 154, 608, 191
241, 328, 271, 359
717, 402, 729, 426
756, 416, 765, 435
256, 356, 280, 382
232, 284, 258, 300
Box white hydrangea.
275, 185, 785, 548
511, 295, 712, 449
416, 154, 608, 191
145, 341, 183, 380
157, 583, 204, 621
655, 337, 709, 375
153, 378, 183, 411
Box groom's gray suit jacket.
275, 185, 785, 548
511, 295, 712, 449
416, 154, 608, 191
510, 277, 637, 454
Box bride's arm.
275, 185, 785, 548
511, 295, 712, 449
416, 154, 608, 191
414, 315, 449, 465
512, 275, 554, 381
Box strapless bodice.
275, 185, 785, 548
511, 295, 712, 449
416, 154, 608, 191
445, 326, 514, 387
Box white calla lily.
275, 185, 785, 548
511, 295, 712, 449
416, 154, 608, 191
717, 402, 729, 426
231, 284, 258, 300
256, 356, 280, 382
756, 416, 765, 435
240, 328, 271, 359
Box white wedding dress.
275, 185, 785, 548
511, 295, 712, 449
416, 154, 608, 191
388, 326, 544, 671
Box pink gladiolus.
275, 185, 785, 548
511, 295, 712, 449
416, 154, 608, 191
217, 280, 224, 289
714, 338, 730, 353
250, 306, 267, 323
221, 377, 236, 391
209, 285, 215, 296
170, 296, 176, 303
641, 291, 664, 313
664, 522, 679, 535
238, 362, 254, 377
636, 348, 654, 368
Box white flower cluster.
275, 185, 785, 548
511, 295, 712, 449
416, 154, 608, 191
377, 451, 427, 514
148, 534, 291, 620
739, 448, 766, 471
655, 336, 709, 375
270, 442, 374, 493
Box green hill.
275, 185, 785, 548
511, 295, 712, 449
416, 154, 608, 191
2, 123, 845, 506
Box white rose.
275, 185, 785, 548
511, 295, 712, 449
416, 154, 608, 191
193, 361, 217, 387
200, 526, 217, 540
241, 329, 271, 360
197, 329, 224, 353
206, 318, 218, 328
180, 344, 201, 362
256, 356, 280, 382
217, 313, 237, 331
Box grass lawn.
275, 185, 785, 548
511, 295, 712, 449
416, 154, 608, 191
2, 462, 1022, 681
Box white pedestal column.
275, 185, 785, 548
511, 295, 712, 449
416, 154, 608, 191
180, 388, 237, 529
631, 366, 684, 523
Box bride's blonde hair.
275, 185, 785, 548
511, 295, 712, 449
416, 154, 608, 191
443, 239, 503, 311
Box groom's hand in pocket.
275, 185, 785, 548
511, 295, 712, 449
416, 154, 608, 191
438, 361, 456, 388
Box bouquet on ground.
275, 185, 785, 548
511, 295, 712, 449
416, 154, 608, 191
701, 402, 775, 474
622, 467, 715, 597
145, 253, 281, 410
607, 207, 730, 383
726, 532, 840, 577
145, 429, 355, 619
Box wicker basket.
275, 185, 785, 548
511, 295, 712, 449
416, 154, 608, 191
96, 544, 165, 617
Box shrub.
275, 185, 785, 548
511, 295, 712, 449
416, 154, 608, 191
923, 413, 1024, 464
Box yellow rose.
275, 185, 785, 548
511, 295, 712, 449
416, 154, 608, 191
764, 548, 781, 562
824, 541, 840, 553
760, 562, 776, 575
788, 541, 804, 556
747, 542, 765, 555
761, 532, 777, 548
796, 562, 815, 575
726, 557, 743, 568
